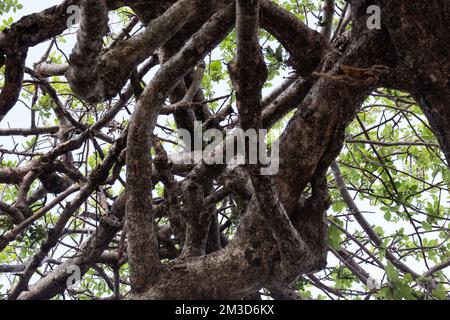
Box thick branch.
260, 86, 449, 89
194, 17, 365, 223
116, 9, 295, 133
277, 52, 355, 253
66, 0, 109, 103
125, 5, 235, 295
0, 49, 27, 122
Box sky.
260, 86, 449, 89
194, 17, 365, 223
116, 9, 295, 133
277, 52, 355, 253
0, 0, 449, 298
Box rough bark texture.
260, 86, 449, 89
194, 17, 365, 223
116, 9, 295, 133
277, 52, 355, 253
0, 0, 448, 300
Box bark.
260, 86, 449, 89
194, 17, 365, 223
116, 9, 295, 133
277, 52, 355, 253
376, 0, 450, 165
125, 5, 235, 296
0, 0, 448, 301
0, 48, 26, 122
65, 0, 109, 103
260, 0, 327, 75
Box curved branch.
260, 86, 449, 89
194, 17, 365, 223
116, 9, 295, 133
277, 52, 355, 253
66, 0, 109, 103
260, 0, 327, 76
0, 49, 27, 122
125, 5, 235, 294
67, 0, 233, 103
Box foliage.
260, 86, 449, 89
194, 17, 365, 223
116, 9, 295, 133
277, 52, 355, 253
0, 0, 448, 300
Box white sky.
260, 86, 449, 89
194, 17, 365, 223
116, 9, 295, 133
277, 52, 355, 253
0, 0, 449, 299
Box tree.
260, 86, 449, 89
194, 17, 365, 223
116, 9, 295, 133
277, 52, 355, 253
0, 0, 449, 300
